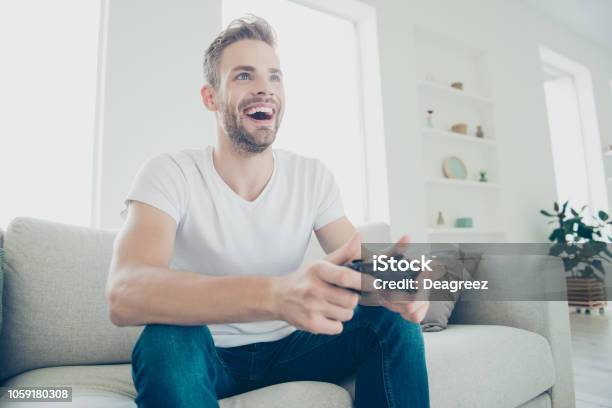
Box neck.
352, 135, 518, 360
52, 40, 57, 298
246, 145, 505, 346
212, 130, 274, 202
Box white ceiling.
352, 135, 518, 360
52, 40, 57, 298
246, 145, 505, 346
522, 0, 612, 54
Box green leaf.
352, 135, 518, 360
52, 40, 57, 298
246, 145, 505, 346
591, 259, 605, 273
540, 209, 554, 217
571, 208, 579, 217
549, 243, 565, 256
562, 201, 569, 215
565, 245, 578, 255
548, 228, 565, 243
577, 224, 594, 240
554, 202, 559, 212
599, 211, 609, 221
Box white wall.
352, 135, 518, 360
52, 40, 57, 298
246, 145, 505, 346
97, 0, 220, 228
361, 0, 612, 241
98, 0, 612, 241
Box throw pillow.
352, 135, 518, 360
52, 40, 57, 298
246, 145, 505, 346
421, 249, 482, 332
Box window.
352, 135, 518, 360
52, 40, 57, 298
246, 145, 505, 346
223, 0, 388, 225
540, 47, 607, 215
0, 0, 101, 229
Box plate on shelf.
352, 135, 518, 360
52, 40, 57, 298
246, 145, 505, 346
442, 156, 467, 180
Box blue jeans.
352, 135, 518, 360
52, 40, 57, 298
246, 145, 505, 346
132, 305, 429, 408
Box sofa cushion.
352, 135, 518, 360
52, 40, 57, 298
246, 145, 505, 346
0, 218, 142, 382
0, 365, 351, 408
0, 228, 4, 336
2, 324, 555, 408
421, 249, 482, 332
424, 325, 555, 408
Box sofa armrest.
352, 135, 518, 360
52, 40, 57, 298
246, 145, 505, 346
0, 228, 4, 336
450, 255, 575, 408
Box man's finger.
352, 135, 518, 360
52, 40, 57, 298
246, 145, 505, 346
401, 301, 429, 323
380, 299, 429, 323
320, 284, 359, 309
309, 315, 343, 335
322, 303, 354, 322
325, 232, 362, 265
385, 234, 411, 257
317, 263, 362, 292
362, 234, 411, 261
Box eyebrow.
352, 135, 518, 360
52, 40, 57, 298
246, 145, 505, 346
231, 65, 283, 76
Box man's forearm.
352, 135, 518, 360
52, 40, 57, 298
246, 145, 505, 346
107, 265, 278, 327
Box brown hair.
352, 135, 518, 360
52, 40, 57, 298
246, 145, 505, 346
203, 15, 277, 89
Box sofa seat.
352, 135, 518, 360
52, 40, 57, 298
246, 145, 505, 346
424, 325, 555, 408
0, 324, 555, 408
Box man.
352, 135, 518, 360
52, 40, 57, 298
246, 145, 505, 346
106, 15, 429, 408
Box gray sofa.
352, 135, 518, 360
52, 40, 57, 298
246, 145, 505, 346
0, 218, 575, 407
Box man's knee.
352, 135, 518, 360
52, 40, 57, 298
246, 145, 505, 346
354, 306, 423, 343
132, 325, 220, 407
133, 324, 215, 366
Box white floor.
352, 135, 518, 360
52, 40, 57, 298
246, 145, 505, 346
569, 306, 612, 408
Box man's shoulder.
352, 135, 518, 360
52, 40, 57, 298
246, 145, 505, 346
146, 148, 208, 174
274, 149, 326, 174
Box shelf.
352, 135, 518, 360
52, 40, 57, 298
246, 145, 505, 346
417, 80, 493, 106
425, 178, 501, 189
421, 128, 497, 147
428, 228, 505, 235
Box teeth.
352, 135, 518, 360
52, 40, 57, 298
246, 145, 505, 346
245, 106, 273, 115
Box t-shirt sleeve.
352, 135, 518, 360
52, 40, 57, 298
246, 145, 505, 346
120, 154, 188, 226
313, 160, 345, 231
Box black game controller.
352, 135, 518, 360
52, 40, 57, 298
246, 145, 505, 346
344, 255, 419, 294
345, 259, 375, 275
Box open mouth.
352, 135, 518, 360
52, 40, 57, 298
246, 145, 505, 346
242, 104, 276, 124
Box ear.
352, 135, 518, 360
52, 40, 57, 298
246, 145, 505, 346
201, 84, 218, 112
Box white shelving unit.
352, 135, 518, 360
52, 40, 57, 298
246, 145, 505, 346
415, 27, 504, 243
428, 228, 505, 235
424, 177, 501, 189
417, 80, 494, 106
421, 127, 497, 147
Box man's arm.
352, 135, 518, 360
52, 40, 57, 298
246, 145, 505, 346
105, 202, 363, 333
315, 216, 358, 255
105, 201, 278, 326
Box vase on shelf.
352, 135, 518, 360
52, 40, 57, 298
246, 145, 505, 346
450, 81, 464, 91
436, 211, 445, 226
475, 125, 484, 138
426, 110, 434, 128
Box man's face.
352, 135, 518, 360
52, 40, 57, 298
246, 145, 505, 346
213, 39, 285, 154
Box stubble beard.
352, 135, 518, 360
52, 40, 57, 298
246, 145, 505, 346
222, 102, 280, 155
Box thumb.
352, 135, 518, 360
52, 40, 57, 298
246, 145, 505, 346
325, 231, 362, 265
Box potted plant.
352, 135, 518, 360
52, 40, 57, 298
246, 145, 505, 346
541, 201, 610, 314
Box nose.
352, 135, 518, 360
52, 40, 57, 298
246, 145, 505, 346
252, 76, 274, 96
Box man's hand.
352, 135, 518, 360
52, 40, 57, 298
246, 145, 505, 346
380, 298, 429, 324
272, 233, 363, 335
377, 235, 430, 324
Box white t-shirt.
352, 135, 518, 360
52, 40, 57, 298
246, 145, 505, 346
122, 146, 344, 347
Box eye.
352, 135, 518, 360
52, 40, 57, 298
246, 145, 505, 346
236, 72, 251, 80
270, 74, 281, 82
